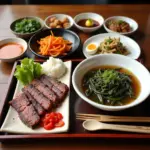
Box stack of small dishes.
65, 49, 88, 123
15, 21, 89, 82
82, 15, 139, 59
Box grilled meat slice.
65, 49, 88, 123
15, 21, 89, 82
31, 79, 58, 105
40, 76, 64, 101
9, 93, 30, 112
41, 75, 69, 94
51, 86, 65, 101
22, 85, 52, 111
40, 75, 53, 90
9, 93, 40, 128
19, 104, 40, 128
24, 91, 45, 116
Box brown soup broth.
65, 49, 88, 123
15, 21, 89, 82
82, 65, 141, 106
77, 19, 99, 27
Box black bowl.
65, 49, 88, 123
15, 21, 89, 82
29, 28, 81, 59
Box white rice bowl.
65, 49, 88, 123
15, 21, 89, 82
41, 57, 66, 78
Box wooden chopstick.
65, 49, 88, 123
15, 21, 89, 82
76, 113, 150, 123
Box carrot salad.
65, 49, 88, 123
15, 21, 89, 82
37, 31, 72, 57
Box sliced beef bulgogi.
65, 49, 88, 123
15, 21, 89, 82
40, 76, 64, 102
22, 84, 52, 111
19, 105, 40, 128
24, 91, 45, 116
31, 79, 58, 105
40, 75, 69, 102
9, 93, 30, 112
40, 75, 53, 89
51, 86, 65, 101
9, 93, 40, 128
41, 75, 69, 94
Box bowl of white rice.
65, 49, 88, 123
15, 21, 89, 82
41, 57, 66, 79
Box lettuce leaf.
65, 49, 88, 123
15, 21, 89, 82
14, 58, 42, 85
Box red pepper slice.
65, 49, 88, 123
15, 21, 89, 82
57, 113, 63, 120
55, 120, 65, 127
44, 122, 54, 130
41, 112, 64, 130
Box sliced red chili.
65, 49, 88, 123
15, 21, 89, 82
41, 112, 64, 130
44, 122, 54, 130
55, 120, 65, 127
57, 113, 63, 120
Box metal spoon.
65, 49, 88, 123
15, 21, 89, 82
83, 119, 150, 133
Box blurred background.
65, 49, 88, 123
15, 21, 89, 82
1, 0, 150, 4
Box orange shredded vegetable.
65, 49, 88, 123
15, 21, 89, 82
37, 31, 72, 57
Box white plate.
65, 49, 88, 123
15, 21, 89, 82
103, 16, 138, 35
0, 61, 72, 134
83, 33, 141, 59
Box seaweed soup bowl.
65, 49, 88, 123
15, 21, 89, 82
72, 54, 150, 111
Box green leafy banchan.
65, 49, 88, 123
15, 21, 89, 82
14, 58, 42, 85
83, 67, 137, 106
14, 18, 41, 34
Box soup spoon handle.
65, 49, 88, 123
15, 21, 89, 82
103, 123, 150, 133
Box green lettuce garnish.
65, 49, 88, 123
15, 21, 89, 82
14, 58, 42, 85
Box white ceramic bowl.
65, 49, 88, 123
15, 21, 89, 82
10, 16, 44, 39
44, 14, 74, 30
74, 12, 104, 33
0, 38, 27, 62
83, 33, 141, 59
72, 54, 150, 111
104, 16, 138, 35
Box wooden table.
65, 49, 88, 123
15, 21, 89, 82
0, 4, 150, 149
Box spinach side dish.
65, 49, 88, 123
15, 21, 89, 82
82, 66, 141, 106
14, 18, 41, 34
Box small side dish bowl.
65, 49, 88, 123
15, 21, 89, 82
44, 14, 74, 30
0, 38, 27, 62
10, 16, 44, 39
74, 12, 104, 33
103, 16, 138, 35
72, 54, 150, 111
83, 33, 141, 59
29, 28, 80, 59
